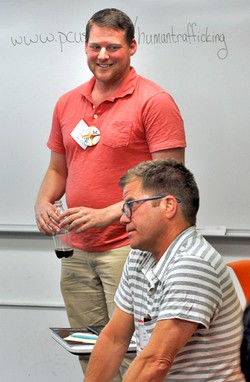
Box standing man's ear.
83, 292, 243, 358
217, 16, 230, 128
129, 39, 137, 56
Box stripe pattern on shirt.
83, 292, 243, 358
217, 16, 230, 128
115, 226, 244, 381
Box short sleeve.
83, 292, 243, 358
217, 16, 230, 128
158, 256, 223, 328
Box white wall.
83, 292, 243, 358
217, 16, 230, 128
0, 307, 82, 381
0, 235, 82, 382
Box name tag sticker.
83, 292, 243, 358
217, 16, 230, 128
71, 120, 100, 150
138, 320, 149, 350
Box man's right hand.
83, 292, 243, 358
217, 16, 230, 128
35, 201, 61, 235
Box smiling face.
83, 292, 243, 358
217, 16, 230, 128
85, 24, 137, 86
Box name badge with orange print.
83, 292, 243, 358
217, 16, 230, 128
71, 120, 100, 150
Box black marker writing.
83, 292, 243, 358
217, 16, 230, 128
10, 19, 228, 59
136, 21, 228, 60
11, 31, 85, 52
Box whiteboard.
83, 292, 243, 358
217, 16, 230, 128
1, 0, 250, 230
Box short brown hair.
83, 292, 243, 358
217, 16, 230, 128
85, 8, 135, 45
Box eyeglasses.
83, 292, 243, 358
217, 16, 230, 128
122, 195, 182, 219
121, 195, 166, 219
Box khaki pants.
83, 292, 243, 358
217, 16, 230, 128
61, 245, 135, 381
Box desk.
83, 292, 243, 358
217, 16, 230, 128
50, 327, 137, 355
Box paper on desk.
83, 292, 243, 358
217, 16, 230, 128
64, 335, 97, 344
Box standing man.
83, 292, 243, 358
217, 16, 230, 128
34, 8, 186, 379
85, 159, 244, 382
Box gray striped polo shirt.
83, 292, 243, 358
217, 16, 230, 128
115, 226, 244, 381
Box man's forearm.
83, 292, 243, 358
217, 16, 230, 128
103, 201, 124, 225
84, 333, 126, 382
122, 355, 168, 382
35, 168, 66, 205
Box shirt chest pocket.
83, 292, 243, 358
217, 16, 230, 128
102, 121, 133, 148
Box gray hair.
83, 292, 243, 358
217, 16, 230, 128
119, 159, 199, 226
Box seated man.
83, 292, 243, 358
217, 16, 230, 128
85, 159, 244, 382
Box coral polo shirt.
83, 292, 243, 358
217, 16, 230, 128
47, 67, 186, 252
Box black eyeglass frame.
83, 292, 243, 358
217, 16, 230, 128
121, 194, 181, 219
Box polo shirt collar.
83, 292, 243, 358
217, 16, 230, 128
139, 226, 197, 287
155, 226, 197, 282
80, 67, 138, 102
